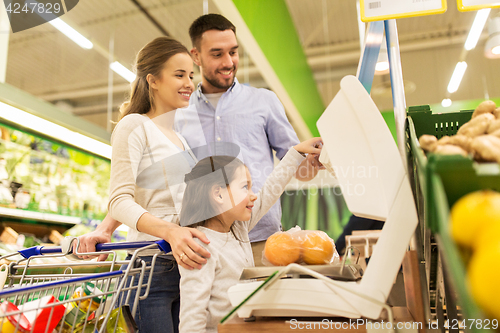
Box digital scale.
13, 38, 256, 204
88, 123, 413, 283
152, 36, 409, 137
225, 75, 418, 321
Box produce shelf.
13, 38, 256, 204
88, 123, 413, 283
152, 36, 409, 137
0, 206, 82, 225
406, 105, 500, 333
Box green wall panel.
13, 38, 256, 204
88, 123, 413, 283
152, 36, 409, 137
232, 0, 324, 136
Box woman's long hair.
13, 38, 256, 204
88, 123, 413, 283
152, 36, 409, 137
180, 156, 245, 229
119, 37, 190, 120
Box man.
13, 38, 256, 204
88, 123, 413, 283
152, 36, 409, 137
78, 14, 319, 266
176, 13, 319, 265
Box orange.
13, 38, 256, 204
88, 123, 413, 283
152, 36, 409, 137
264, 232, 301, 266
300, 231, 335, 265
450, 190, 500, 249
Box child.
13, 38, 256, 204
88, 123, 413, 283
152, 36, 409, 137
177, 138, 322, 333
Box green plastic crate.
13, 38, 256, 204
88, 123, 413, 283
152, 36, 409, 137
406, 105, 475, 233
406, 105, 500, 332
407, 104, 473, 139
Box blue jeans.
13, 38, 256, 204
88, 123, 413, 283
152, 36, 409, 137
122, 255, 180, 333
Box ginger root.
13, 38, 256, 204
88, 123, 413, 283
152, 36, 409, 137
416, 101, 500, 163
470, 135, 500, 163
437, 134, 472, 152
489, 119, 500, 134
418, 134, 472, 155
490, 129, 500, 139
419, 134, 438, 152
457, 113, 495, 137
494, 107, 500, 119
434, 144, 468, 157
472, 100, 496, 118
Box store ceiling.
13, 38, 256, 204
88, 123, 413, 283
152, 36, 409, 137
4, 0, 500, 137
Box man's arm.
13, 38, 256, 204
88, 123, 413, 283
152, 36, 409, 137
262, 90, 321, 182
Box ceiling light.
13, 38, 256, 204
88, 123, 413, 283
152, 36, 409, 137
447, 61, 468, 94
49, 18, 93, 50
485, 17, 500, 59
441, 98, 452, 107
375, 36, 390, 75
464, 8, 491, 51
375, 60, 389, 73
110, 61, 136, 83
0, 101, 111, 159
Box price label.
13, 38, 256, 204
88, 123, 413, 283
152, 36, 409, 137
360, 0, 447, 22
457, 0, 500, 11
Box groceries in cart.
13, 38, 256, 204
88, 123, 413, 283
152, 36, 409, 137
20, 295, 65, 332
57, 282, 104, 332
1, 301, 32, 332
0, 237, 171, 333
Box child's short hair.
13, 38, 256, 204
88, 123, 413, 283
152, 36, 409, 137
180, 155, 245, 227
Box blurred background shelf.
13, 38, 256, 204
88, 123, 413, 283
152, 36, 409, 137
0, 206, 81, 225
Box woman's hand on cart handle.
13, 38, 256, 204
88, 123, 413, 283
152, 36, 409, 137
167, 227, 211, 270
74, 214, 120, 261
75, 229, 112, 261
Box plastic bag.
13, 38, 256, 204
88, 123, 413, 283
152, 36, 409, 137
73, 305, 138, 333
262, 226, 340, 266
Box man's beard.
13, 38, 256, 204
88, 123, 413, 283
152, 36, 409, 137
203, 69, 236, 90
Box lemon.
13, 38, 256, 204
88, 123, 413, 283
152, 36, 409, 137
468, 240, 500, 321
476, 221, 500, 252
450, 190, 500, 249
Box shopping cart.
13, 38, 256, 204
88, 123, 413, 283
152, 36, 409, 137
0, 237, 171, 333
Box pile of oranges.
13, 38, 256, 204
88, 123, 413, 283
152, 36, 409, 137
264, 230, 336, 266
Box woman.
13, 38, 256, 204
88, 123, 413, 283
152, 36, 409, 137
81, 37, 211, 333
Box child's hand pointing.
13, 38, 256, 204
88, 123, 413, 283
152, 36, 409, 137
294, 137, 323, 155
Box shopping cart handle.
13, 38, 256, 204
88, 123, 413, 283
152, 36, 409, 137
95, 240, 171, 253
18, 246, 62, 258
18, 240, 171, 259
